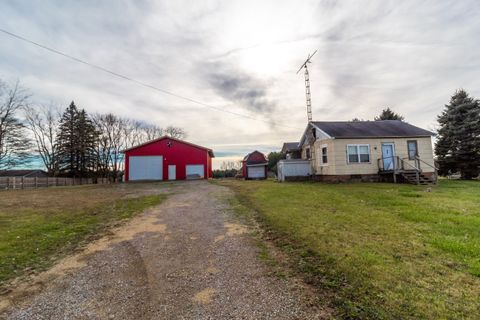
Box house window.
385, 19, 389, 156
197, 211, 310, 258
347, 145, 370, 163
306, 148, 311, 159
322, 147, 328, 164
407, 140, 418, 160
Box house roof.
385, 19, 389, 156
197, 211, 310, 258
122, 136, 214, 157
0, 169, 48, 177
281, 142, 300, 153
311, 120, 435, 138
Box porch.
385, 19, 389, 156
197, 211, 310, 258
378, 156, 438, 185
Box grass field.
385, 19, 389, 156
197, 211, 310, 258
0, 183, 168, 289
219, 179, 480, 319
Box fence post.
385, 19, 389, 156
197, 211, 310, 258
35, 176, 38, 188
7, 177, 10, 190
13, 177, 16, 189
21, 177, 24, 189
55, 177, 58, 186
46, 176, 49, 187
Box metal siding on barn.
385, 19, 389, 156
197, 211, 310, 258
124, 137, 213, 181
129, 156, 163, 180
186, 164, 204, 179
247, 166, 266, 179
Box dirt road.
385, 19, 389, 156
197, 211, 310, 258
1, 181, 325, 319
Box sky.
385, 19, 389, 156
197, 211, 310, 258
1, 0, 480, 169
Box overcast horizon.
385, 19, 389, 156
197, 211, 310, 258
1, 0, 480, 169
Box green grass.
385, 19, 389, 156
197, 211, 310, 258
0, 183, 168, 288
218, 179, 480, 319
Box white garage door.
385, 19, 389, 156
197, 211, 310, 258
186, 164, 204, 179
129, 156, 163, 180
248, 166, 265, 179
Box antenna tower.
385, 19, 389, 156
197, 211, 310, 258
296, 50, 317, 122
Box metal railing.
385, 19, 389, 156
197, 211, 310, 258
415, 156, 439, 184
378, 155, 438, 184
377, 156, 403, 172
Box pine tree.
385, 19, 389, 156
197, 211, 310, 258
435, 89, 480, 179
374, 107, 404, 121
56, 102, 99, 177
57, 102, 80, 176
76, 109, 98, 176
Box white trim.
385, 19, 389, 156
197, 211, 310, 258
346, 144, 371, 164
246, 163, 268, 167
320, 144, 329, 166
299, 122, 333, 147
381, 142, 396, 169
310, 123, 333, 139
168, 165, 176, 180
381, 142, 396, 157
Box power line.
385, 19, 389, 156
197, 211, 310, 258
0, 28, 303, 130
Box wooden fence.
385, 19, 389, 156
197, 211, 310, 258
0, 177, 111, 191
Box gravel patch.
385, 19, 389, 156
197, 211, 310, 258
1, 181, 329, 319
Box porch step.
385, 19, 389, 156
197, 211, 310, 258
400, 171, 435, 185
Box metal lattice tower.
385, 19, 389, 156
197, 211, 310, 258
297, 50, 317, 122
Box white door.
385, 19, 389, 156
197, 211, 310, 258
129, 156, 163, 180
248, 166, 265, 179
186, 164, 204, 179
168, 165, 176, 180
381, 144, 395, 170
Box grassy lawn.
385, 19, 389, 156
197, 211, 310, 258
0, 183, 169, 289
218, 179, 480, 319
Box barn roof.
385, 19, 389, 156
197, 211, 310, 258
311, 120, 435, 138
281, 142, 300, 153
122, 136, 214, 157
243, 150, 268, 165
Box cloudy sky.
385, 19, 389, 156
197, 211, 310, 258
1, 0, 479, 168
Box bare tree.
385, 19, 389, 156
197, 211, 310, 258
141, 123, 163, 141
24, 103, 60, 174
0, 80, 31, 169
92, 113, 128, 181
220, 161, 240, 170
164, 126, 187, 139
122, 120, 161, 147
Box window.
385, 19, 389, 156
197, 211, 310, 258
322, 147, 328, 164
347, 144, 370, 163
306, 148, 311, 159
407, 140, 418, 160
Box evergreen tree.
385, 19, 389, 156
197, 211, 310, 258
435, 89, 480, 179
57, 102, 79, 176
77, 109, 98, 176
267, 151, 285, 173
56, 101, 98, 177
374, 107, 404, 121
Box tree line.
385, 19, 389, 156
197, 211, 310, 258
0, 80, 186, 180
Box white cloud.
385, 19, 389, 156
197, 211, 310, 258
1, 0, 479, 168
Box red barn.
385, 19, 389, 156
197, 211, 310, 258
242, 151, 268, 180
123, 136, 214, 181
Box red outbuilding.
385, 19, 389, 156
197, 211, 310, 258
241, 151, 268, 180
123, 136, 214, 181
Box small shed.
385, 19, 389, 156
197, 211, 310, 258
242, 151, 268, 180
277, 159, 312, 182
123, 136, 214, 181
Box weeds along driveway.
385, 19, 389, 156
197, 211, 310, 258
1, 181, 325, 320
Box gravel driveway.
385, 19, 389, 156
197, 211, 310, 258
1, 181, 326, 319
